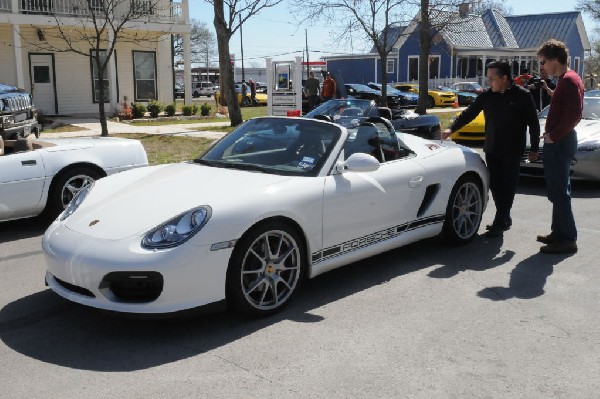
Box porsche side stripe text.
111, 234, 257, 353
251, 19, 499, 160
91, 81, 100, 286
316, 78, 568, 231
311, 214, 445, 263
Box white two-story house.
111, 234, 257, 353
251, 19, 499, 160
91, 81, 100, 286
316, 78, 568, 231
0, 0, 192, 115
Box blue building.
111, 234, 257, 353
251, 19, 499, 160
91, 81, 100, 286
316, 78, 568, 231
323, 9, 591, 86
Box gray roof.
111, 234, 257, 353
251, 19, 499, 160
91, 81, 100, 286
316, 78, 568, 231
506, 11, 581, 49
433, 11, 493, 48
370, 26, 405, 53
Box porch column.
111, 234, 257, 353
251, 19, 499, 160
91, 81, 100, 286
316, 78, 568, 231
107, 29, 118, 113
182, 0, 192, 104
12, 25, 25, 88
481, 55, 487, 86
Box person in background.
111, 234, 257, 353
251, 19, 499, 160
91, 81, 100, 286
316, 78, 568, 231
526, 69, 556, 112
304, 71, 320, 110
248, 78, 257, 105
514, 67, 533, 87
585, 73, 597, 91
321, 72, 336, 102
241, 80, 248, 105
441, 61, 540, 238
535, 39, 584, 254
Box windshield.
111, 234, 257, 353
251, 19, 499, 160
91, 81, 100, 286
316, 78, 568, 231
200, 117, 342, 177
539, 97, 600, 119
305, 99, 377, 128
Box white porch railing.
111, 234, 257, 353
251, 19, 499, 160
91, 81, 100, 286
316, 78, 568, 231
11, 0, 183, 23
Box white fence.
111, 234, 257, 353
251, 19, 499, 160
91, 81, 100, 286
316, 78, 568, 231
0, 0, 10, 11
392, 77, 485, 89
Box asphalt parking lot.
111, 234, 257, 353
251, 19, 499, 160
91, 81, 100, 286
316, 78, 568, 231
1, 163, 599, 398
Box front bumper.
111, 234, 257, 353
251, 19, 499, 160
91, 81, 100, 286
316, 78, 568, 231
0, 118, 39, 139
42, 223, 233, 313
520, 148, 600, 181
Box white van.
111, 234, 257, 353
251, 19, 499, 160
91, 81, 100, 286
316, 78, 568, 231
192, 82, 216, 97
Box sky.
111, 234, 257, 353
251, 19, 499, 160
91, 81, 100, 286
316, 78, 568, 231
190, 1, 597, 66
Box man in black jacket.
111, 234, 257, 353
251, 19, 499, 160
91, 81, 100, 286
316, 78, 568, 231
442, 61, 540, 237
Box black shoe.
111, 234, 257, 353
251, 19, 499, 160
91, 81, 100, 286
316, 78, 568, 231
536, 233, 555, 245
484, 226, 504, 237
540, 241, 577, 254
486, 221, 511, 232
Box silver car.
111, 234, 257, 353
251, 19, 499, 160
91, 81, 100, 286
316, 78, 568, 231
521, 96, 600, 181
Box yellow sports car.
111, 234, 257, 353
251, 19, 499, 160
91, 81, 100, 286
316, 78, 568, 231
393, 83, 457, 108
214, 91, 268, 106
449, 111, 485, 141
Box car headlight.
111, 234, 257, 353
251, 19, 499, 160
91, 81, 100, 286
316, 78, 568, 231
142, 206, 212, 249
59, 183, 94, 221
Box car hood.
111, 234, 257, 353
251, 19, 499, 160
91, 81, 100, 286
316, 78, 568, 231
63, 162, 293, 240
528, 118, 600, 147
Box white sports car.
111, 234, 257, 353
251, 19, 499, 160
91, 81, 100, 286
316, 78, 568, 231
43, 116, 489, 316
0, 136, 148, 222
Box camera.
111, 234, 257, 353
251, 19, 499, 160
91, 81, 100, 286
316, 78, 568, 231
531, 77, 544, 88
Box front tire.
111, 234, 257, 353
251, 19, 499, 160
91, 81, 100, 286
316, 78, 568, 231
442, 175, 483, 244
226, 221, 306, 316
427, 96, 435, 109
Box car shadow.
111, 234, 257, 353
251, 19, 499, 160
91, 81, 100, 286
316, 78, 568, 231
0, 216, 52, 244
0, 237, 456, 372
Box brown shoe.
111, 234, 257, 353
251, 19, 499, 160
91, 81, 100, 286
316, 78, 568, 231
536, 234, 555, 244
540, 241, 577, 254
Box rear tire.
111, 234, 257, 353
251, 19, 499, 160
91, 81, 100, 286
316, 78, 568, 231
442, 175, 483, 244
45, 166, 101, 219
427, 96, 435, 109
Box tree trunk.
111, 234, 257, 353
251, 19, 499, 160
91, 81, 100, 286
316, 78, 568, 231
416, 0, 431, 115
379, 52, 388, 107
97, 62, 109, 136
213, 0, 243, 126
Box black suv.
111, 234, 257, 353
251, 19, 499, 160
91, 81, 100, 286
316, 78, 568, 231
0, 83, 40, 139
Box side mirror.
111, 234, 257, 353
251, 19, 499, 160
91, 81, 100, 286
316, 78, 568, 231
335, 152, 380, 173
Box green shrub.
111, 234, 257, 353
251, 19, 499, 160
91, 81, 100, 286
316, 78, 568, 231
200, 102, 211, 116
182, 105, 193, 116
191, 104, 199, 115
147, 100, 163, 118
165, 104, 176, 116
131, 103, 147, 119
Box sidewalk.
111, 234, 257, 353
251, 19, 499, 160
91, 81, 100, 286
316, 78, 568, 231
40, 117, 231, 139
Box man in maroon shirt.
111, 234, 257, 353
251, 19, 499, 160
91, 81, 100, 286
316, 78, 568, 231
536, 39, 584, 254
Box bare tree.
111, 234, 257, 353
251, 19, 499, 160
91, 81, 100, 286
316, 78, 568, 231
208, 0, 283, 127
471, 0, 512, 15
577, 0, 600, 22
23, 0, 167, 136
292, 0, 410, 106
174, 19, 216, 65
410, 0, 474, 114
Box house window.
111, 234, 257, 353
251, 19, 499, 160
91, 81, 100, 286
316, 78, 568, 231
133, 51, 157, 101
574, 57, 580, 75
408, 56, 419, 81
90, 49, 110, 103
386, 59, 395, 74
131, 0, 154, 16
429, 55, 440, 79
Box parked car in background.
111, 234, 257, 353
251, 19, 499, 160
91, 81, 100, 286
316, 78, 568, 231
42, 116, 488, 317
306, 98, 441, 140
448, 111, 485, 141
393, 83, 457, 108
255, 82, 268, 93
345, 83, 402, 109
214, 90, 268, 107
192, 82, 216, 97
520, 96, 600, 181
451, 82, 484, 95
0, 136, 148, 222
174, 83, 185, 99
0, 83, 40, 139
367, 82, 419, 108
438, 85, 478, 106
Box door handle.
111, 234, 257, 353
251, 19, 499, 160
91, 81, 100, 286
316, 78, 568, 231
408, 176, 423, 188
21, 160, 37, 166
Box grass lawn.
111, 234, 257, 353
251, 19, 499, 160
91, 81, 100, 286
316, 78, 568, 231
113, 134, 216, 165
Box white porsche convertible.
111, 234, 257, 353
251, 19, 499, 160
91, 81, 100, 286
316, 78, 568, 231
0, 136, 148, 222
43, 116, 489, 316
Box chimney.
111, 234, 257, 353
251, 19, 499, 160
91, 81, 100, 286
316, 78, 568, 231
458, 2, 469, 18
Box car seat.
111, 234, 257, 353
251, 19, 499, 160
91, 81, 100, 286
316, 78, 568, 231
345, 122, 384, 162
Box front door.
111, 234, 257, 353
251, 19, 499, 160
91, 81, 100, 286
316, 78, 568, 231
30, 54, 56, 114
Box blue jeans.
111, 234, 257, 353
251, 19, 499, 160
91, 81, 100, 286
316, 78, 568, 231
543, 130, 578, 242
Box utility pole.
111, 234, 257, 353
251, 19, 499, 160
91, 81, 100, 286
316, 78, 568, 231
240, 14, 245, 81
305, 28, 309, 79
